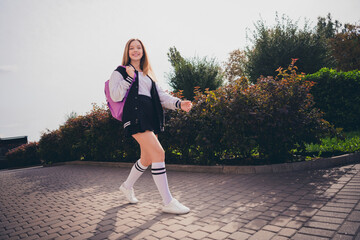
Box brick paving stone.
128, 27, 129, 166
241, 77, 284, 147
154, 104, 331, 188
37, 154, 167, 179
262, 210, 280, 218
278, 227, 297, 237
333, 195, 359, 200
182, 224, 201, 233
131, 229, 154, 240
258, 215, 274, 221
148, 223, 167, 231
271, 236, 290, 240
219, 222, 243, 233
166, 224, 184, 232
241, 228, 257, 235
207, 230, 230, 240
356, 203, 360, 210
304, 221, 340, 231
292, 233, 329, 240
282, 210, 300, 217
331, 234, 354, 240
356, 232, 360, 240
244, 219, 268, 230
299, 226, 335, 237
187, 230, 210, 239
161, 237, 176, 240
200, 224, 222, 233
229, 231, 251, 240
311, 215, 344, 224
321, 206, 353, 213
19, 233, 28, 239
270, 216, 293, 227
25, 234, 43, 240
337, 221, 360, 236
270, 206, 288, 212
169, 230, 190, 239
248, 230, 276, 240
315, 210, 348, 219
347, 210, 360, 222
286, 220, 304, 229
262, 225, 282, 232
299, 208, 319, 217
57, 233, 74, 240
151, 229, 172, 239
239, 210, 262, 220
335, 199, 358, 204
326, 202, 356, 208
144, 236, 159, 240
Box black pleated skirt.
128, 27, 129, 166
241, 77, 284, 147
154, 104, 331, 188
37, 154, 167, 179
124, 95, 160, 137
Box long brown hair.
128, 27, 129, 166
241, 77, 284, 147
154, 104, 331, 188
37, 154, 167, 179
122, 38, 156, 81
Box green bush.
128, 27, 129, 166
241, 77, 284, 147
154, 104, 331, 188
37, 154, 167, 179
163, 83, 255, 165
5, 142, 40, 168
246, 60, 331, 163
39, 129, 63, 164
306, 68, 360, 131
38, 104, 139, 164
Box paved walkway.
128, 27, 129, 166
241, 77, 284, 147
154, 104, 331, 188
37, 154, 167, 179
0, 163, 360, 240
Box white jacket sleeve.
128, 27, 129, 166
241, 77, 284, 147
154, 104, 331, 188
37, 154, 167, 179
156, 83, 182, 110
108, 71, 133, 102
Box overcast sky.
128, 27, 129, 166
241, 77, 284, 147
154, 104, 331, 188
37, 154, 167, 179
1, 0, 359, 142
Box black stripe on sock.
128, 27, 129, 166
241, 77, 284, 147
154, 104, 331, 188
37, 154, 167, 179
151, 167, 165, 171
136, 161, 146, 170
135, 162, 145, 172
152, 171, 166, 175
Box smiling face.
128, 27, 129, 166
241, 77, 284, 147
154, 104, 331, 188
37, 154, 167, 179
128, 40, 143, 62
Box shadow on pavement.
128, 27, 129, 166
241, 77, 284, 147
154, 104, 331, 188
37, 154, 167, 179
90, 204, 175, 240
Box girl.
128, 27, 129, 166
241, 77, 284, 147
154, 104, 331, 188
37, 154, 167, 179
109, 39, 192, 214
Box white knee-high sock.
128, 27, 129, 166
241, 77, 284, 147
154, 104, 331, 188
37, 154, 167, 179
123, 159, 148, 189
151, 162, 173, 205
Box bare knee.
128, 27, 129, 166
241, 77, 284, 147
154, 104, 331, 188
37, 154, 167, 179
140, 157, 151, 167
152, 147, 165, 163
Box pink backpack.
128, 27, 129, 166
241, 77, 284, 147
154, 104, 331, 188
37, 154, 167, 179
104, 66, 136, 121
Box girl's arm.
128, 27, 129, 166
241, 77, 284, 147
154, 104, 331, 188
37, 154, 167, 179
156, 84, 192, 112
156, 84, 182, 110
108, 71, 133, 102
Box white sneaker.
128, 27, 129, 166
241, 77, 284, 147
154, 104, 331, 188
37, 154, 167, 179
119, 183, 138, 204
162, 198, 190, 214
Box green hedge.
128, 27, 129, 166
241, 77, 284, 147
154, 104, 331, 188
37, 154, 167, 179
8, 63, 332, 166
306, 68, 360, 131
38, 104, 139, 164
3, 142, 40, 169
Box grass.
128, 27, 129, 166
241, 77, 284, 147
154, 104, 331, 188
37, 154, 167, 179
304, 131, 360, 158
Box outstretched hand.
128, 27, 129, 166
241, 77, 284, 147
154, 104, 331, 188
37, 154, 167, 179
181, 100, 192, 112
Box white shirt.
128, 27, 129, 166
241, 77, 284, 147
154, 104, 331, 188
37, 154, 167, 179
109, 70, 181, 110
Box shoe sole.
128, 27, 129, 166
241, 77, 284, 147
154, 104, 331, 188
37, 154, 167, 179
162, 209, 190, 214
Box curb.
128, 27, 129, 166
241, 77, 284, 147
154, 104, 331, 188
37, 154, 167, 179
48, 152, 360, 175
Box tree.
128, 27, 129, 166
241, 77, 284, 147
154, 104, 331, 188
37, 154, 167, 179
316, 13, 342, 39
245, 14, 334, 83
166, 47, 223, 100
223, 49, 247, 83
315, 13, 360, 71
329, 24, 360, 71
